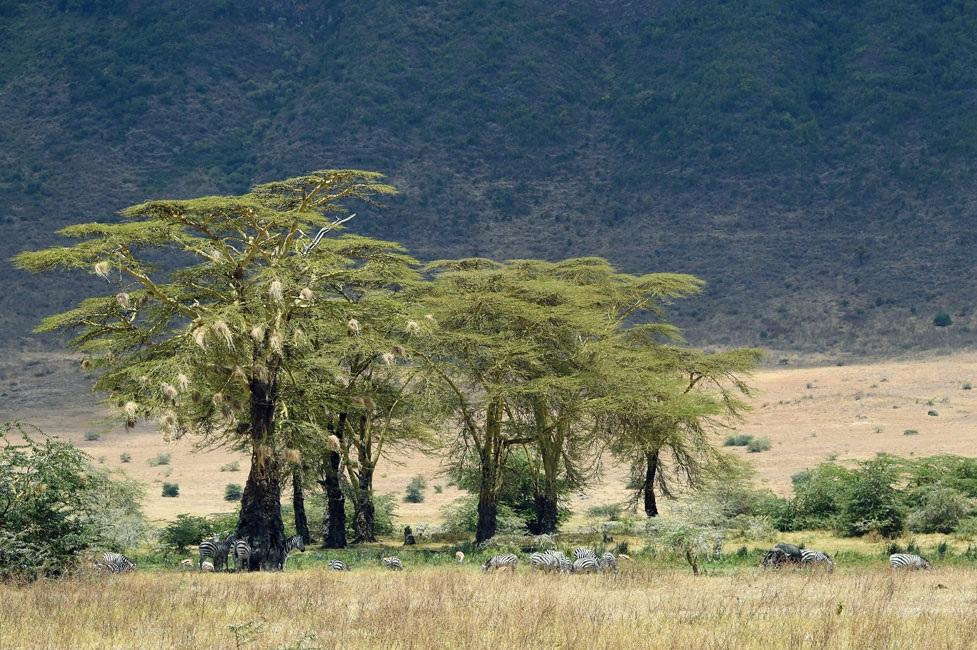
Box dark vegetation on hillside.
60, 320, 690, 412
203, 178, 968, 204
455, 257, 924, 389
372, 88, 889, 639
3, 0, 977, 353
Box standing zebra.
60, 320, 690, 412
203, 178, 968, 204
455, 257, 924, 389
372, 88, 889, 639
283, 535, 305, 569
890, 553, 931, 570
571, 556, 600, 574
382, 556, 404, 570
572, 547, 596, 560
233, 539, 252, 572
199, 533, 235, 572
482, 554, 518, 572
97, 552, 135, 574
529, 551, 560, 572
329, 559, 350, 571
800, 549, 834, 572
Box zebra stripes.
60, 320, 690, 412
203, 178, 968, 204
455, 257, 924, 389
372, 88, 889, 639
199, 533, 235, 571
571, 556, 600, 574
529, 551, 561, 572
482, 554, 518, 572
233, 540, 252, 571
382, 556, 403, 570
890, 553, 931, 570
329, 559, 350, 571
97, 552, 135, 574
572, 547, 596, 560
800, 550, 834, 571
599, 552, 619, 573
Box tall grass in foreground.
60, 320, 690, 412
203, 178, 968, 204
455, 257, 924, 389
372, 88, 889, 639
2, 566, 976, 649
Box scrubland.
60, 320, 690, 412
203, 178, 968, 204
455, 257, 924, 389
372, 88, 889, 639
2, 565, 976, 649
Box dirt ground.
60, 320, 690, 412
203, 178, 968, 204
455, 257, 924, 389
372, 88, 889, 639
2, 349, 976, 523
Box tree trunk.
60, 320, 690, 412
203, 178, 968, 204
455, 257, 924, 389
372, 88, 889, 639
533, 480, 560, 534
292, 467, 311, 545
320, 413, 347, 548
475, 456, 499, 544
351, 465, 376, 543
236, 379, 286, 571
643, 450, 659, 517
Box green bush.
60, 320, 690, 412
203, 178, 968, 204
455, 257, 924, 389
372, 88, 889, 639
907, 486, 972, 534
0, 423, 147, 582
440, 497, 526, 536
587, 503, 623, 521
904, 429, 919, 436
224, 483, 242, 501
342, 493, 398, 538
404, 475, 427, 503
723, 433, 753, 446
120, 452, 132, 463
149, 453, 171, 466
791, 464, 856, 530
83, 431, 101, 441
934, 312, 953, 327
746, 437, 772, 453
162, 482, 180, 497
837, 460, 904, 538
159, 514, 212, 552
220, 461, 240, 472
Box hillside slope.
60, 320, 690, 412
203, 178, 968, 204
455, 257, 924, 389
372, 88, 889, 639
3, 1, 977, 353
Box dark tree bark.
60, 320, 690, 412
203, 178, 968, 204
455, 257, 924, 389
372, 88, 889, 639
236, 379, 287, 570
320, 414, 347, 548
532, 483, 560, 535
351, 464, 376, 543
292, 466, 311, 545
475, 456, 499, 544
643, 450, 659, 517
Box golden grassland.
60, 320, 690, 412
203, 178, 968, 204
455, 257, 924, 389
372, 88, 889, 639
3, 565, 977, 649
4, 350, 977, 523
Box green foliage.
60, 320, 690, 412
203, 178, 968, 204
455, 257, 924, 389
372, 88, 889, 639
161, 482, 180, 497
645, 499, 725, 575
907, 486, 972, 534
120, 452, 131, 463
224, 483, 242, 502
403, 475, 427, 504
790, 464, 857, 530
83, 431, 101, 441
148, 453, 171, 467
837, 459, 904, 538
746, 437, 771, 453
440, 497, 527, 536
341, 493, 397, 538
587, 503, 624, 521
724, 434, 753, 446
220, 461, 240, 472
158, 514, 213, 552
0, 423, 147, 581
934, 312, 953, 327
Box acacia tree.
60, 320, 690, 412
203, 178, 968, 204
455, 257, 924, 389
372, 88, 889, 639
14, 170, 395, 569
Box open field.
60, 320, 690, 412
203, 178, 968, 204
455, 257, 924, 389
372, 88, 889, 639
3, 565, 977, 649
2, 350, 977, 522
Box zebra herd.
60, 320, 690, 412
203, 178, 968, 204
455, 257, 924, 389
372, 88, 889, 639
197, 533, 305, 571
760, 543, 933, 572
483, 547, 621, 574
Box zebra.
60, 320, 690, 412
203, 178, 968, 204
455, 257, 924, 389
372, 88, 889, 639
890, 553, 931, 570
482, 554, 518, 572
571, 556, 600, 574
800, 549, 834, 572
329, 559, 350, 571
283, 535, 305, 569
529, 551, 560, 571
382, 556, 403, 570
199, 533, 235, 571
97, 552, 135, 574
233, 540, 252, 571
572, 547, 596, 560
599, 552, 619, 573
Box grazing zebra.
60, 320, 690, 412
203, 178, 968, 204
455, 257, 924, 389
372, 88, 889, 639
800, 549, 834, 572
571, 557, 600, 574
572, 547, 596, 560
890, 553, 931, 570
529, 551, 560, 572
97, 552, 135, 574
233, 540, 252, 571
482, 554, 518, 572
283, 535, 305, 569
382, 556, 403, 570
599, 552, 619, 573
329, 559, 350, 571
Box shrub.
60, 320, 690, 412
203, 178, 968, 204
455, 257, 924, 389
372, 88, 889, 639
224, 483, 242, 501
907, 486, 972, 534
433, 484, 443, 494
587, 503, 623, 521
159, 514, 212, 552
645, 500, 725, 575
904, 429, 919, 436
120, 452, 132, 463
162, 482, 180, 497
83, 431, 101, 441
746, 437, 772, 453
837, 460, 904, 538
791, 464, 856, 530
220, 461, 240, 472
0, 423, 147, 582
963, 383, 972, 391
934, 312, 952, 327
440, 497, 526, 536
404, 475, 427, 503
724, 433, 753, 446
928, 410, 939, 417
149, 453, 171, 466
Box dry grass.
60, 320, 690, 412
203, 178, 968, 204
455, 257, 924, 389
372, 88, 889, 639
4, 350, 977, 522
3, 566, 977, 649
